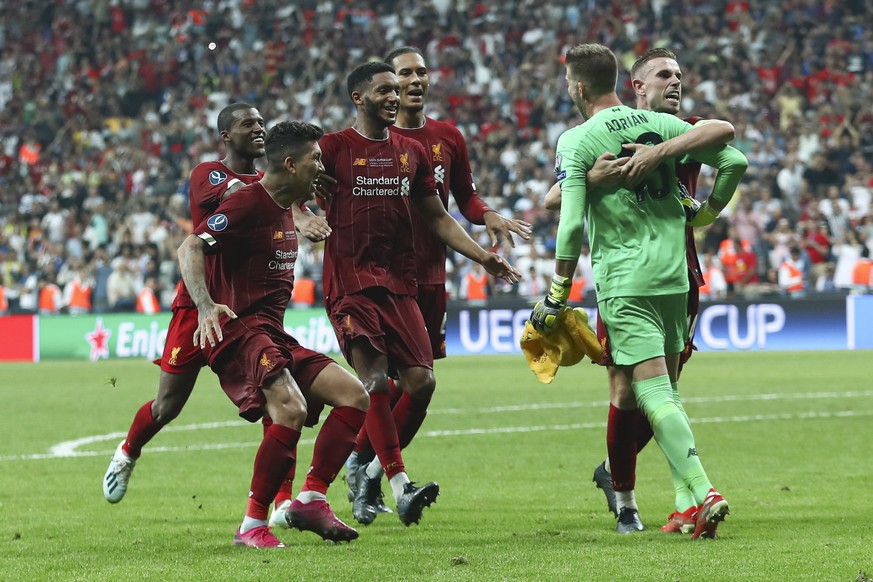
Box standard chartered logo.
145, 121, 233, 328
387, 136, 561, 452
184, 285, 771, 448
434, 164, 445, 184
353, 175, 401, 196
401, 177, 410, 196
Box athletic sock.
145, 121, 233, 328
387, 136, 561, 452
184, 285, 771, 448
366, 456, 386, 479
393, 390, 432, 450
303, 406, 366, 494
606, 404, 639, 491
240, 516, 268, 533
634, 408, 654, 452
387, 376, 404, 405
123, 400, 163, 458
669, 382, 697, 511
263, 417, 295, 505
247, 424, 300, 521
633, 375, 712, 504
615, 490, 637, 511
363, 391, 404, 479
295, 490, 327, 504
389, 471, 411, 501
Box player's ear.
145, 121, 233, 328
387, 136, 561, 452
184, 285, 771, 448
631, 78, 645, 96
351, 91, 364, 106
284, 155, 297, 174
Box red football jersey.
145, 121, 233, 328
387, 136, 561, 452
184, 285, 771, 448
193, 182, 298, 326
390, 117, 491, 284
173, 161, 262, 309
679, 116, 705, 287
319, 128, 438, 302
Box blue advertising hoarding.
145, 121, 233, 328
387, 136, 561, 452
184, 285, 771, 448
446, 297, 856, 356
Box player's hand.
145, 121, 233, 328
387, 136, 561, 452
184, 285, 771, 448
311, 173, 336, 203
482, 252, 522, 284
529, 275, 571, 334
678, 181, 701, 224
686, 199, 720, 227
295, 212, 332, 242
194, 302, 237, 349
619, 143, 665, 187
587, 152, 629, 189
483, 211, 532, 249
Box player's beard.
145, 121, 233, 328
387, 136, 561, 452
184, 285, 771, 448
363, 96, 395, 127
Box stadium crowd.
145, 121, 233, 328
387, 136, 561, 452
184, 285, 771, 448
1, 0, 873, 315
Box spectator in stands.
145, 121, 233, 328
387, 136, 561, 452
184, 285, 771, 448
778, 247, 807, 298
107, 262, 139, 312
833, 229, 864, 290
699, 253, 728, 301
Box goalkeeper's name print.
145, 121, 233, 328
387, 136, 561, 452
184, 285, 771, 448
604, 111, 650, 133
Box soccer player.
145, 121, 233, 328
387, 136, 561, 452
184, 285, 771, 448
320, 61, 520, 527
343, 46, 533, 504
544, 49, 734, 534
103, 103, 267, 503
102, 103, 329, 515
178, 120, 369, 549
531, 44, 747, 540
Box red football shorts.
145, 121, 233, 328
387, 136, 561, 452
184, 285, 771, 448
327, 287, 434, 372
155, 306, 207, 373
415, 283, 448, 360
210, 321, 334, 424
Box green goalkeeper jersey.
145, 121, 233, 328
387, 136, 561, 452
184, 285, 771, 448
555, 105, 734, 300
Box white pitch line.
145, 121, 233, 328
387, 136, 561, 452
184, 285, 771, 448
2, 407, 871, 463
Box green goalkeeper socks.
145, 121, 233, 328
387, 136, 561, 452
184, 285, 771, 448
669, 382, 698, 512
633, 375, 712, 505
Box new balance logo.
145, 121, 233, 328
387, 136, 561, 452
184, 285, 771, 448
434, 164, 445, 184
687, 447, 698, 458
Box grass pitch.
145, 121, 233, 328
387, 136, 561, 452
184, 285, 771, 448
1, 351, 871, 581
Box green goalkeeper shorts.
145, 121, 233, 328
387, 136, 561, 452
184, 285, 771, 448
597, 293, 687, 366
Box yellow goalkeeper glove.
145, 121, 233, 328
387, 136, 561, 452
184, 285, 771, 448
530, 275, 571, 334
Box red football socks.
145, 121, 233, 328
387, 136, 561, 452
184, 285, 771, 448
247, 424, 300, 519
364, 391, 404, 479
393, 391, 431, 450
123, 400, 162, 458
303, 406, 366, 494
606, 404, 639, 492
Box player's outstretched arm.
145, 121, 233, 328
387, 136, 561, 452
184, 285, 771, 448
412, 195, 521, 283
177, 234, 237, 348
544, 153, 632, 211
620, 119, 735, 185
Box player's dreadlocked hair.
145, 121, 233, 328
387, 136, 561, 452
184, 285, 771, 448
263, 121, 324, 168
346, 61, 395, 100
217, 102, 258, 133
631, 48, 678, 80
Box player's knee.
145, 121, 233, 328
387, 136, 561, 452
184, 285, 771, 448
336, 377, 370, 411
264, 371, 307, 427
607, 367, 636, 408
402, 369, 435, 399
271, 399, 308, 428
151, 398, 184, 425
361, 372, 391, 396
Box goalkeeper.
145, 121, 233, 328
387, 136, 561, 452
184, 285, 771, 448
531, 43, 747, 540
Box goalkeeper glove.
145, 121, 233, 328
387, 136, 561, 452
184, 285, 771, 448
679, 182, 720, 227
530, 275, 571, 334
